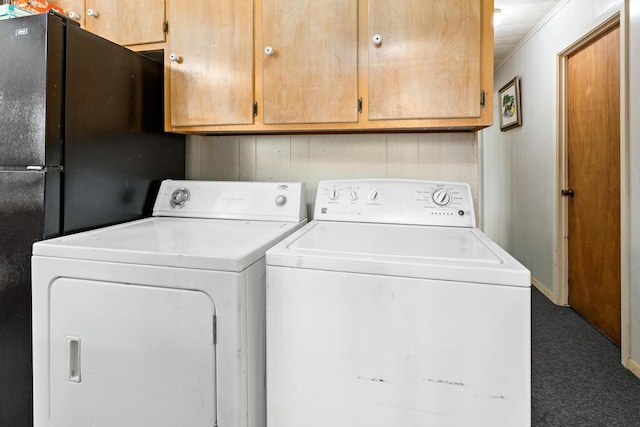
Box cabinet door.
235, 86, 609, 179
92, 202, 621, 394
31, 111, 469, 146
261, 0, 358, 124
368, 0, 482, 121
84, 0, 166, 46
167, 0, 254, 127
59, 0, 85, 28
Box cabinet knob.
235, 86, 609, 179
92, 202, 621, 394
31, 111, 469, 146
169, 53, 181, 63
87, 8, 99, 17
264, 46, 275, 56
372, 34, 383, 46
68, 10, 80, 20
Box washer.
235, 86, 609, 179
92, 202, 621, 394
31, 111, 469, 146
266, 179, 531, 427
32, 180, 307, 427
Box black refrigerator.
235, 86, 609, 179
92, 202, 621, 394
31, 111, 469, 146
0, 12, 185, 425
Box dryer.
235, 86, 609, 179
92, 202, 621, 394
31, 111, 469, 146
266, 179, 531, 427
32, 180, 307, 427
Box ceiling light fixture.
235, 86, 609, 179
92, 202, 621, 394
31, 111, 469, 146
494, 8, 503, 27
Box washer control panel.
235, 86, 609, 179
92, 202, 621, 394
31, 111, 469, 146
153, 180, 306, 222
314, 179, 475, 227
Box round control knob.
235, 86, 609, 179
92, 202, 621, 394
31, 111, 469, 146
432, 189, 452, 206
372, 34, 383, 46
368, 190, 380, 202
86, 8, 98, 17
275, 195, 287, 206
170, 188, 190, 208
348, 190, 359, 201
328, 189, 339, 201
264, 46, 274, 56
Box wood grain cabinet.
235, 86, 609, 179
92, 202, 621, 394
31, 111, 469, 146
165, 0, 254, 128
59, 0, 166, 47
366, 0, 491, 129
164, 0, 493, 133
260, 0, 358, 125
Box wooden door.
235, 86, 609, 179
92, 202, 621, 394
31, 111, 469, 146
566, 25, 620, 344
85, 0, 166, 46
166, 0, 254, 127
367, 0, 482, 121
261, 0, 358, 124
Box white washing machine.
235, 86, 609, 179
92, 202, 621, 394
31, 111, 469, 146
31, 180, 307, 427
266, 179, 531, 427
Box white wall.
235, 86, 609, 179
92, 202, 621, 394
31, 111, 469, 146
481, 0, 622, 292
186, 133, 479, 218
481, 0, 640, 369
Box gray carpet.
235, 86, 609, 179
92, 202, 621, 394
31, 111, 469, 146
532, 287, 640, 426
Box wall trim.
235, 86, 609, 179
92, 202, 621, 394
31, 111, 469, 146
628, 358, 640, 379
532, 277, 563, 306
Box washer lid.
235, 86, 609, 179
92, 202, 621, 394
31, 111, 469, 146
266, 221, 530, 287
33, 217, 307, 272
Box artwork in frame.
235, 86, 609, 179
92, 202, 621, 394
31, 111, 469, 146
499, 76, 522, 131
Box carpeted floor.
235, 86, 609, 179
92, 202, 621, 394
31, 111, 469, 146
531, 287, 640, 426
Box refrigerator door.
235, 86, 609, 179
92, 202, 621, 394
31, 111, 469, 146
0, 169, 60, 426
0, 14, 63, 167
62, 24, 185, 234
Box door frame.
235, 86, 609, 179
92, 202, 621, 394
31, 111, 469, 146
555, 6, 630, 365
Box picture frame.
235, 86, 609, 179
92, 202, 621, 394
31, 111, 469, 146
498, 76, 522, 131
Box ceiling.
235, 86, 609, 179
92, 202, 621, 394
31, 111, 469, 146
494, 0, 563, 66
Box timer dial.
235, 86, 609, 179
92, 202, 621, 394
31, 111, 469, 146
432, 189, 452, 206
170, 188, 190, 208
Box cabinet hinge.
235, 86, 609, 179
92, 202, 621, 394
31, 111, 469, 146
357, 97, 363, 113
213, 315, 217, 344
163, 21, 169, 34
253, 101, 258, 116
480, 90, 486, 108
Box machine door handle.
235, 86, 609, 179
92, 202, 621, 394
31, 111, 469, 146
561, 189, 575, 197
67, 336, 81, 383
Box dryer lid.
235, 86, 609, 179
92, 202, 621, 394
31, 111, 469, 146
34, 217, 307, 272
266, 221, 530, 287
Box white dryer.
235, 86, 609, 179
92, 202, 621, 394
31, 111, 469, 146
32, 180, 307, 427
266, 179, 531, 427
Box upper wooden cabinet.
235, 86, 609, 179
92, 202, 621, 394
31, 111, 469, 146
166, 0, 254, 127
165, 0, 494, 133
59, 0, 167, 46
261, 0, 358, 125
368, 0, 483, 121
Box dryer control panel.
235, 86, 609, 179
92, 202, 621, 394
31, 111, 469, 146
314, 179, 476, 227
153, 180, 307, 222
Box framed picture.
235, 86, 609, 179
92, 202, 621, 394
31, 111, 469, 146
499, 76, 522, 131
